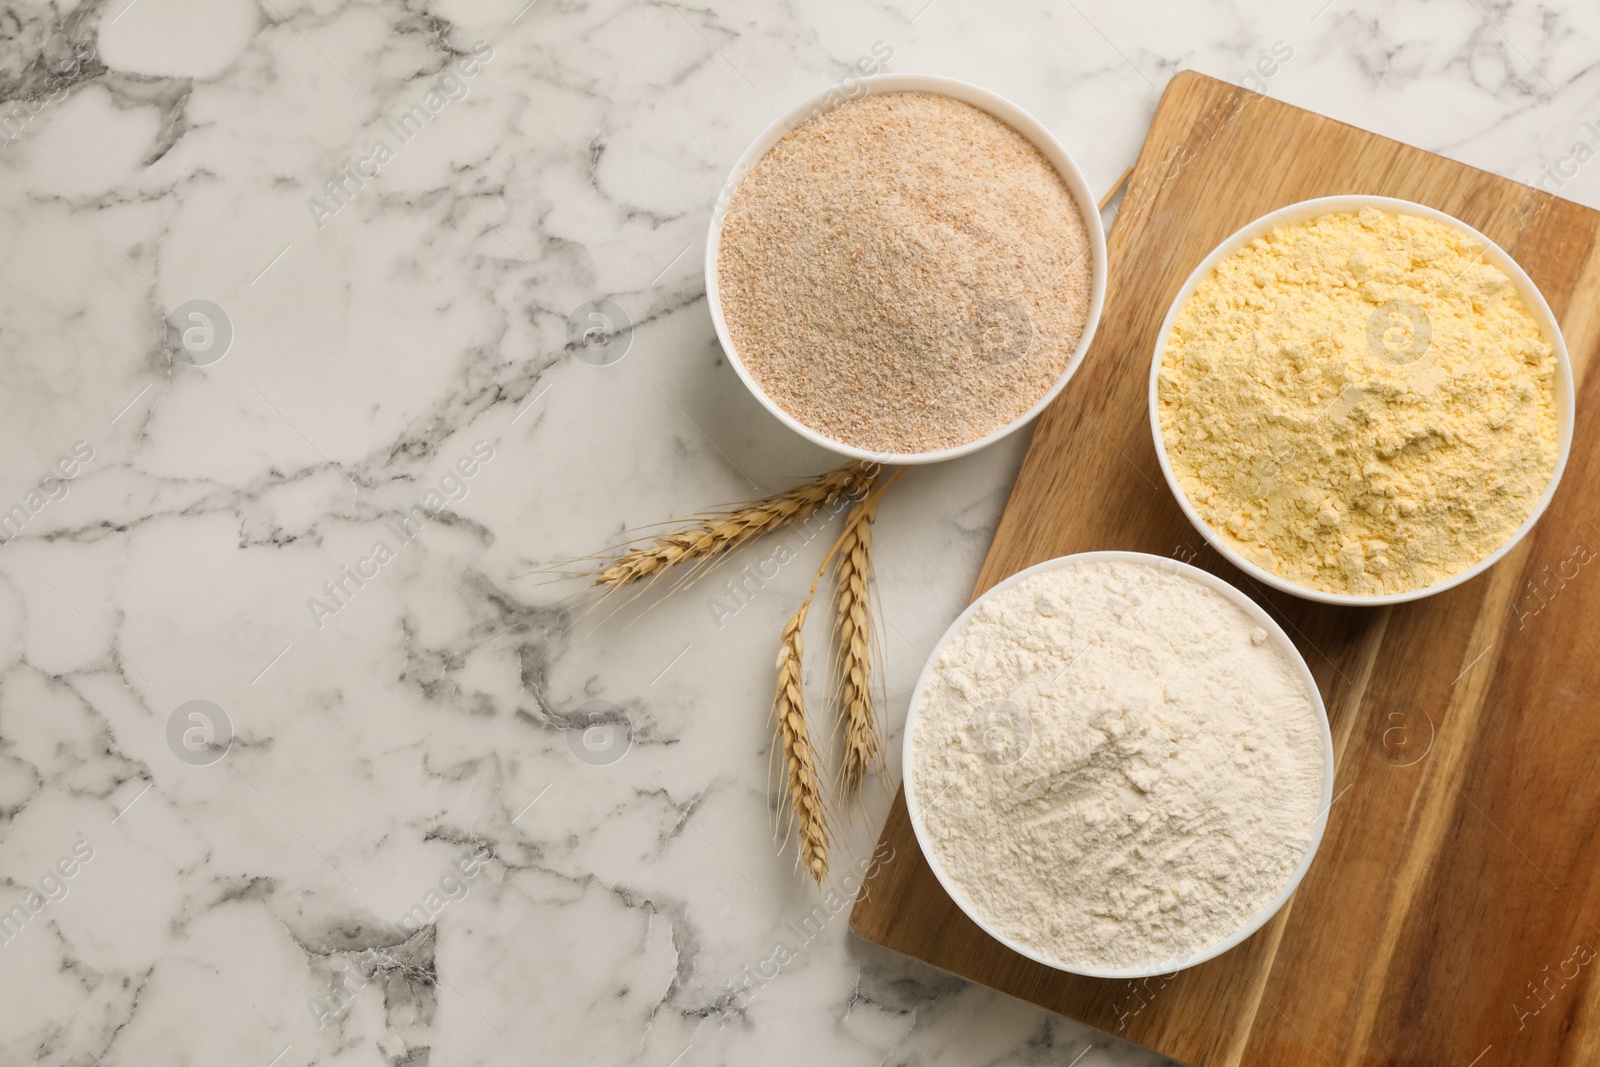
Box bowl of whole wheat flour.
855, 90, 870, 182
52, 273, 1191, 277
707, 74, 1107, 463
904, 552, 1334, 978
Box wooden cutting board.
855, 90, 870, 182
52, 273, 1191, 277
850, 70, 1600, 1066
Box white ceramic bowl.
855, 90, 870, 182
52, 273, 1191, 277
902, 551, 1335, 980
1149, 195, 1576, 607
706, 73, 1107, 465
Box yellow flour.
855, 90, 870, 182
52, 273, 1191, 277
1158, 208, 1560, 595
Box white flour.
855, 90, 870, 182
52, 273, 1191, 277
910, 559, 1324, 971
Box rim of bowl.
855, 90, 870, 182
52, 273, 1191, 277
1148, 194, 1577, 607
705, 73, 1108, 465
900, 550, 1335, 980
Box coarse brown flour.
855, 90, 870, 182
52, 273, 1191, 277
910, 558, 1325, 971
716, 91, 1093, 455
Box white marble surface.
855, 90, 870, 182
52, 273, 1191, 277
3, 0, 1599, 1064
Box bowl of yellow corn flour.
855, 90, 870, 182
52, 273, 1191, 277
1150, 195, 1574, 605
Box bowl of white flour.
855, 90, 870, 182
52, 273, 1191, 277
904, 551, 1333, 978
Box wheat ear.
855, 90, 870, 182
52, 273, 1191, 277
774, 596, 829, 885
772, 468, 903, 884
833, 469, 901, 799
772, 497, 863, 886
594, 462, 874, 589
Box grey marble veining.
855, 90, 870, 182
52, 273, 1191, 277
2, 0, 1598, 1064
